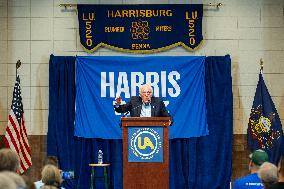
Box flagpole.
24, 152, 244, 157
16, 60, 21, 77
4, 60, 32, 173
260, 58, 264, 74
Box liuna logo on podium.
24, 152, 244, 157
128, 127, 163, 162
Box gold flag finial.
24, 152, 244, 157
15, 60, 21, 77
16, 60, 21, 70
260, 58, 264, 71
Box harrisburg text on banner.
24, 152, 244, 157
247, 72, 284, 164
77, 4, 203, 53
4, 75, 32, 173
75, 56, 208, 139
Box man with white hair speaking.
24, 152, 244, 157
114, 84, 172, 121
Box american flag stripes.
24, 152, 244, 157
4, 75, 32, 173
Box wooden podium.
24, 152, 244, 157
121, 117, 171, 189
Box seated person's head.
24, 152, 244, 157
22, 175, 36, 189
44, 156, 58, 167
258, 162, 278, 188
249, 149, 269, 170
41, 164, 62, 188
2, 171, 26, 188
0, 148, 19, 172
0, 172, 17, 189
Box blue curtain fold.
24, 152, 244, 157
48, 55, 232, 189
48, 55, 77, 187
169, 55, 232, 189
193, 55, 232, 188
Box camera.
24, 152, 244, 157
61, 171, 75, 179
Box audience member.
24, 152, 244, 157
268, 155, 284, 189
258, 162, 278, 188
35, 156, 59, 189
233, 149, 269, 189
0, 172, 17, 189
0, 148, 19, 172
41, 164, 62, 189
2, 171, 26, 188
44, 156, 59, 166
22, 175, 36, 189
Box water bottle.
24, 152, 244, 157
98, 150, 103, 164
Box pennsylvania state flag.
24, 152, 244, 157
247, 72, 284, 164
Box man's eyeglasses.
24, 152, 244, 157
142, 91, 152, 94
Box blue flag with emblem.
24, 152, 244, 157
247, 71, 284, 164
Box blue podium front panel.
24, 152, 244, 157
128, 127, 163, 162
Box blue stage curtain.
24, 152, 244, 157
48, 55, 232, 189
48, 55, 123, 189
169, 55, 232, 189
47, 55, 77, 188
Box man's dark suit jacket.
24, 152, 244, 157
114, 96, 171, 118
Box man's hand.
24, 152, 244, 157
115, 96, 122, 105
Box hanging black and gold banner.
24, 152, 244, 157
78, 4, 203, 53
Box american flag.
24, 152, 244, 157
4, 75, 32, 173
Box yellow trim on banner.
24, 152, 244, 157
80, 40, 204, 54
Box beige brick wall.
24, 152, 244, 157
0, 0, 283, 135
0, 0, 283, 181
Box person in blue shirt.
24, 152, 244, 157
233, 149, 269, 189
